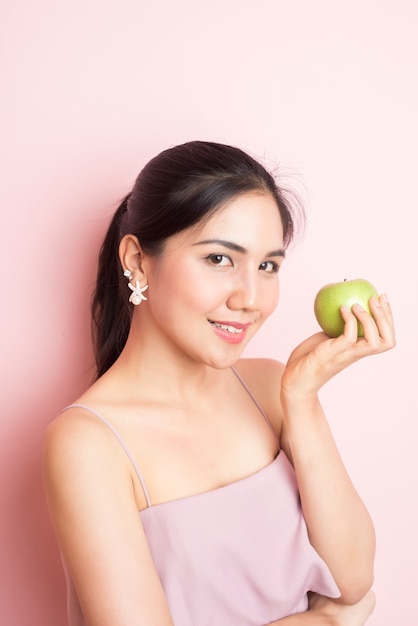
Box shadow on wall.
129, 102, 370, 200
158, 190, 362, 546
0, 212, 105, 626
2, 422, 67, 623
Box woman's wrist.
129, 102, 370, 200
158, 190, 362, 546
280, 363, 324, 413
280, 388, 323, 430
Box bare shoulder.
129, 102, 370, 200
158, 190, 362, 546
44, 406, 111, 463
43, 406, 132, 498
234, 357, 285, 383
233, 358, 285, 436
43, 408, 174, 624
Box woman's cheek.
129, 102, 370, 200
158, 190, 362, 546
263, 281, 280, 317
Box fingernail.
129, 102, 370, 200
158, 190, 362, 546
353, 303, 365, 312
382, 292, 389, 304
371, 297, 381, 307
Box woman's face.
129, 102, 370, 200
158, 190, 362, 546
140, 191, 285, 369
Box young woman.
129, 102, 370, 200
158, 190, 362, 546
43, 141, 394, 626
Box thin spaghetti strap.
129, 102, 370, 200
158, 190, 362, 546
231, 367, 280, 447
61, 404, 152, 507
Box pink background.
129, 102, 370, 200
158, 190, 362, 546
1, 1, 417, 624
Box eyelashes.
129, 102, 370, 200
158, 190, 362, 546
205, 254, 281, 273
259, 260, 280, 274
206, 254, 232, 267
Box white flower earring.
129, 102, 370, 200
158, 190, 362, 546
124, 269, 148, 305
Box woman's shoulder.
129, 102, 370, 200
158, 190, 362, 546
45, 373, 114, 446
43, 395, 125, 484
234, 356, 285, 380
45, 402, 98, 436
233, 358, 285, 436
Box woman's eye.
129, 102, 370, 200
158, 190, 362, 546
206, 254, 232, 267
260, 260, 280, 273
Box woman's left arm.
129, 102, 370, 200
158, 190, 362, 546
279, 294, 395, 604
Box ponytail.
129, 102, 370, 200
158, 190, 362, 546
91, 194, 132, 379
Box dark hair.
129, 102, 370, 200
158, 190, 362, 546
92, 140, 302, 377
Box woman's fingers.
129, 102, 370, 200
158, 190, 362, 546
283, 293, 396, 396
352, 294, 396, 353
375, 293, 396, 345
340, 303, 362, 345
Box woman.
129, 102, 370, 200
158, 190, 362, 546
43, 141, 394, 625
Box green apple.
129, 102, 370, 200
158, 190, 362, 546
314, 278, 378, 337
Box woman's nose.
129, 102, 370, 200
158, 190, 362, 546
226, 273, 261, 311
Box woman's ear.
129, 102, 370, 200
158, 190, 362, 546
119, 234, 148, 283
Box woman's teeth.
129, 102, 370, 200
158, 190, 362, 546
210, 321, 244, 334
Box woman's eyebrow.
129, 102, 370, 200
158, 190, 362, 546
193, 239, 285, 258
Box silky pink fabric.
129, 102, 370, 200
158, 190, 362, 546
64, 451, 339, 626
139, 452, 339, 625
62, 393, 340, 626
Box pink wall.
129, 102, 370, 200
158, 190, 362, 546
1, 1, 417, 624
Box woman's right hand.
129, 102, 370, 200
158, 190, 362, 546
281, 293, 395, 404
267, 591, 376, 625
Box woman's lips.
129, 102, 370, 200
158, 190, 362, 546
208, 320, 251, 343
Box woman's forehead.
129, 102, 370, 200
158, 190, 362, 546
167, 191, 284, 251
199, 192, 282, 237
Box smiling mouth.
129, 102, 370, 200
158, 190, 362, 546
208, 321, 245, 335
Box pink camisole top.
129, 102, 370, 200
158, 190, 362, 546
61, 372, 340, 625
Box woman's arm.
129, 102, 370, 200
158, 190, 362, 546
43, 408, 175, 626
279, 294, 395, 603
267, 591, 376, 626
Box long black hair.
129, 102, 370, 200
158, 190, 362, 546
92, 141, 301, 378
